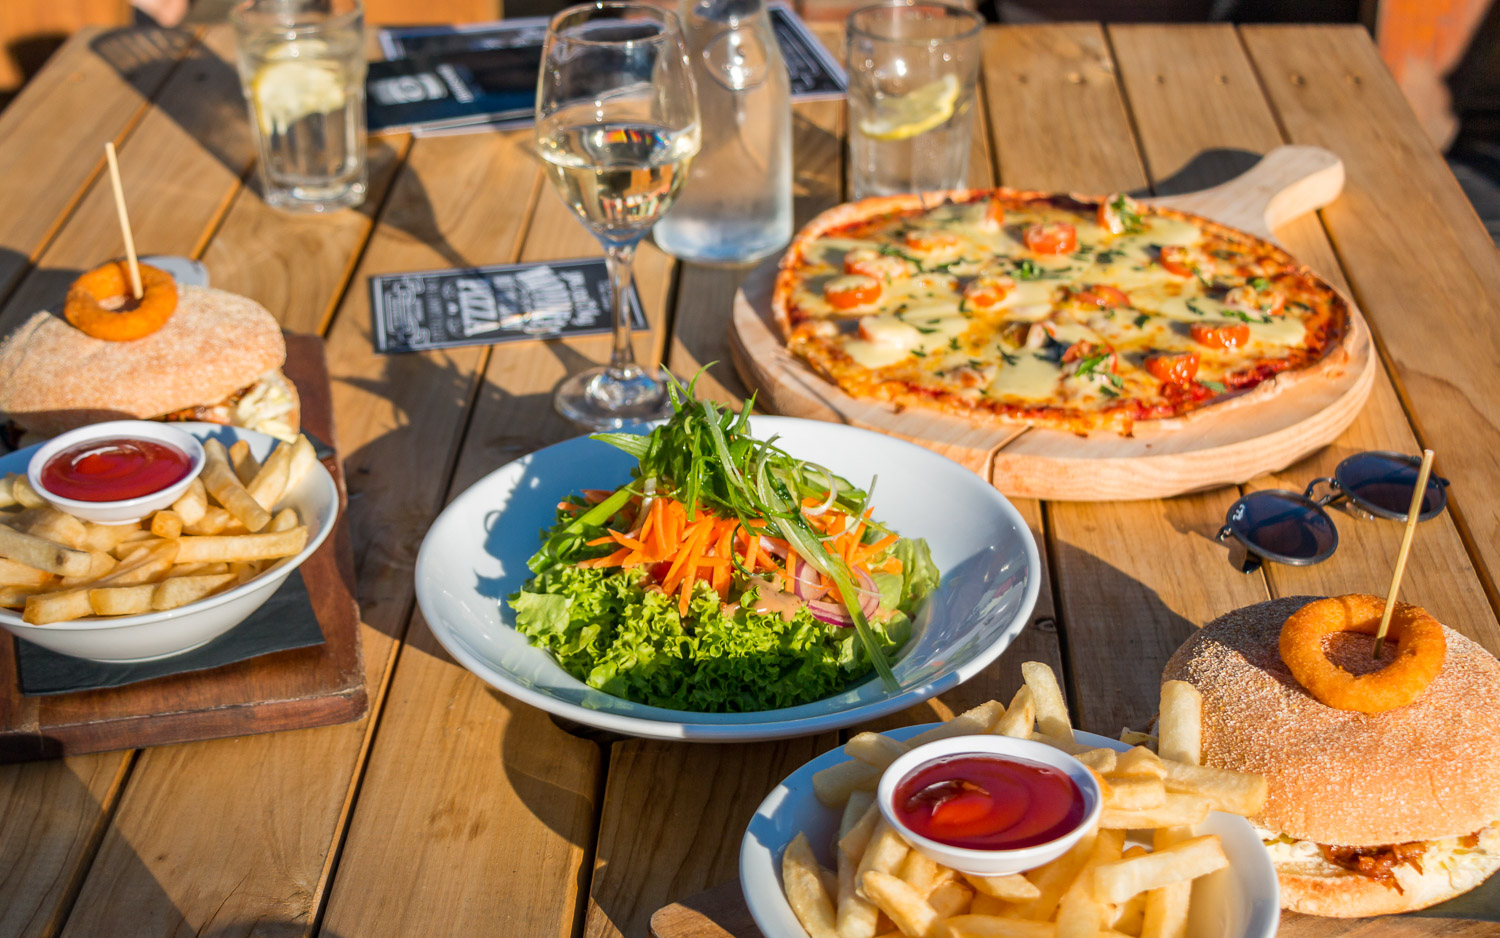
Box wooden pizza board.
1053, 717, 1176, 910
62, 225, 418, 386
0, 333, 367, 762
730, 145, 1378, 501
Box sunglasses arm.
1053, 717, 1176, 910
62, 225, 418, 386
1215, 524, 1263, 574
1302, 477, 1343, 507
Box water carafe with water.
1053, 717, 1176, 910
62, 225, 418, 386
653, 0, 792, 266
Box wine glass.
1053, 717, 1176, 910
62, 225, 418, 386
536, 1, 701, 428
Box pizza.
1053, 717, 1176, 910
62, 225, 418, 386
770, 189, 1353, 435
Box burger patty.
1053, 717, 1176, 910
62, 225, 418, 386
159, 383, 253, 425
1303, 831, 1486, 893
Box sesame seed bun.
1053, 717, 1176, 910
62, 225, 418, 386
0, 286, 286, 437
1163, 596, 1500, 916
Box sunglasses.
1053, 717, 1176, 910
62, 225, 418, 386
1216, 451, 1450, 573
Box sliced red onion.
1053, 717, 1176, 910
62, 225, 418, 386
806, 600, 853, 627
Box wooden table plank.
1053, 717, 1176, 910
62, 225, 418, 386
0, 28, 256, 938
203, 135, 413, 336
0, 26, 193, 305
1109, 24, 1500, 662
1239, 25, 1500, 616
980, 24, 1267, 736
314, 131, 617, 938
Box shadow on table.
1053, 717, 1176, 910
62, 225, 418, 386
1, 756, 355, 936
87, 28, 471, 272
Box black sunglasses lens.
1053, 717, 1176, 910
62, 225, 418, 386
1229, 491, 1337, 563
1337, 453, 1446, 519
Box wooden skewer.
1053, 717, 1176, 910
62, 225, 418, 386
1373, 449, 1435, 658
104, 142, 143, 300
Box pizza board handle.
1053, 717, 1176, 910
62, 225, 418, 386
1146, 145, 1344, 243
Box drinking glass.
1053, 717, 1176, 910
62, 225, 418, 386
231, 0, 368, 213
845, 1, 982, 199
536, 1, 701, 428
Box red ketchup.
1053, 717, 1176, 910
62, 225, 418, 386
40, 438, 192, 502
893, 754, 1085, 850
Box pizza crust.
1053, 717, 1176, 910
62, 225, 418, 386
771, 188, 1356, 436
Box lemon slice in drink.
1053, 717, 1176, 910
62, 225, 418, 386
857, 75, 961, 142
252, 54, 346, 135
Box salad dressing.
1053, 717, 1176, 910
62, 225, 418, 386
746, 577, 802, 622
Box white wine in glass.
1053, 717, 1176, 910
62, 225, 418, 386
537, 3, 701, 428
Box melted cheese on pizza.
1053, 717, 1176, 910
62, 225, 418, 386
778, 191, 1350, 434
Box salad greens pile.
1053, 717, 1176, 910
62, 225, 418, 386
508, 375, 939, 713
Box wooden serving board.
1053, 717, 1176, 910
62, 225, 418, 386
730, 146, 1378, 501
0, 334, 366, 762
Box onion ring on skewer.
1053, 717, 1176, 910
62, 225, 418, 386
64, 261, 178, 341
1278, 593, 1446, 713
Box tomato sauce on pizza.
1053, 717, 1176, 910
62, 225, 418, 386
771, 190, 1352, 435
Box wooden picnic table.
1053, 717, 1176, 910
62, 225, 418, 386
1, 18, 1498, 938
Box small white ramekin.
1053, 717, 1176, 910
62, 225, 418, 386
27, 420, 205, 524
876, 735, 1103, 875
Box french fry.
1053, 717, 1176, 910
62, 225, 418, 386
942, 915, 1055, 938
962, 873, 1041, 902
21, 508, 88, 549
10, 475, 46, 509
202, 439, 271, 532
929, 880, 974, 917
1091, 835, 1227, 905
1114, 747, 1166, 780
268, 507, 299, 533
168, 561, 230, 578
150, 510, 184, 539
1112, 891, 1148, 935
814, 758, 882, 807
0, 557, 51, 589
838, 843, 881, 938
1141, 827, 1193, 938
229, 439, 259, 486
993, 685, 1035, 738
0, 475, 15, 509
1022, 662, 1072, 743
152, 573, 238, 610
172, 477, 208, 525
1160, 761, 1268, 816
1099, 794, 1211, 831
80, 521, 145, 552
88, 584, 154, 616
897, 850, 943, 897
23, 589, 92, 624
1029, 733, 1098, 756
1076, 749, 1117, 774
855, 820, 909, 898
861, 871, 943, 938
908, 699, 1005, 746
783, 832, 838, 938
247, 441, 294, 510
99, 541, 179, 587
230, 560, 262, 584
1119, 730, 1158, 750
1055, 829, 1124, 938
839, 790, 876, 842
1123, 845, 1151, 859
845, 731, 910, 770
0, 586, 39, 608
1013, 824, 1100, 921
285, 434, 318, 491
965, 895, 1011, 918
182, 505, 237, 536
1157, 681, 1202, 766
0, 525, 92, 576
174, 527, 306, 564
110, 534, 164, 560
839, 801, 880, 860
1103, 776, 1166, 811
60, 551, 118, 586
820, 868, 840, 900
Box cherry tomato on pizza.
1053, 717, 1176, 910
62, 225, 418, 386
1190, 322, 1251, 350
824, 274, 881, 310
1024, 222, 1077, 255
1145, 351, 1201, 386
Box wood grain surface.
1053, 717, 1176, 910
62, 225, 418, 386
0, 19, 1496, 938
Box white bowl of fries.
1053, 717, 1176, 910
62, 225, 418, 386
0, 423, 337, 662
741, 663, 1280, 938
